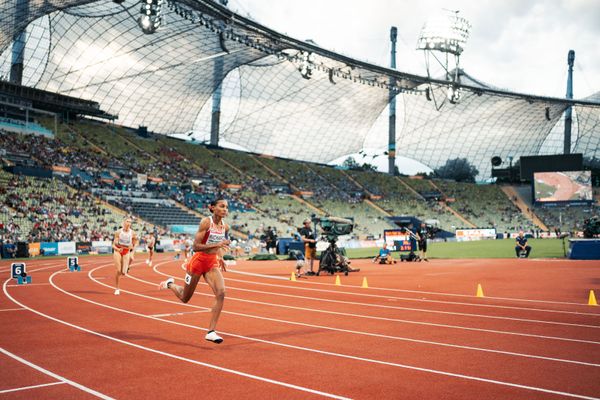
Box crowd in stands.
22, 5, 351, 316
0, 172, 127, 243
434, 180, 535, 232
2, 120, 595, 249
534, 203, 599, 234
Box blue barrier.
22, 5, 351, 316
568, 239, 600, 260
170, 225, 199, 234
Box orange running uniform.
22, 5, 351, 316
186, 252, 219, 275
187, 217, 227, 275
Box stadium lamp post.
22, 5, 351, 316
508, 156, 513, 183
388, 26, 398, 176
564, 50, 575, 155
9, 0, 29, 85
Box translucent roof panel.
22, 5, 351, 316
1, 0, 599, 178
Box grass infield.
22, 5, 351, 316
345, 238, 567, 259
3, 239, 567, 263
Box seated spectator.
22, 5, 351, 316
373, 242, 396, 264
515, 231, 532, 258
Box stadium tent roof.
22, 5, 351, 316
1, 0, 599, 178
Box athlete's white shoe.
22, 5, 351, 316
205, 330, 223, 344
145, 259, 149, 265
158, 278, 174, 290
148, 261, 152, 267
114, 289, 120, 295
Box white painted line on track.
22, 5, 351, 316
149, 310, 210, 317
143, 264, 600, 345
0, 381, 66, 394
227, 267, 600, 308
224, 272, 600, 318
3, 274, 350, 400
48, 267, 600, 400
116, 267, 600, 366
0, 347, 114, 399
227, 269, 289, 280
154, 265, 600, 329
0, 307, 26, 312
7, 283, 52, 287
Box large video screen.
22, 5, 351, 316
533, 171, 593, 203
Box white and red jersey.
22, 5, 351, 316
201, 216, 227, 246
117, 229, 133, 248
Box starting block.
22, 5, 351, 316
67, 256, 81, 272
17, 274, 32, 284
11, 263, 32, 285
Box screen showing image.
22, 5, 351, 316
383, 230, 412, 251
534, 171, 592, 202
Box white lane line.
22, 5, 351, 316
228, 270, 289, 280
0, 262, 65, 274
153, 265, 600, 329
226, 267, 600, 308
224, 272, 600, 318
0, 307, 26, 312
0, 347, 114, 399
7, 283, 52, 287
116, 268, 600, 366
51, 268, 600, 400
3, 275, 350, 400
149, 310, 210, 318
0, 381, 66, 394
143, 265, 600, 345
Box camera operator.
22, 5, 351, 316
299, 219, 317, 274
417, 223, 429, 262
265, 226, 277, 255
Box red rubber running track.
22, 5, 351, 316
1, 255, 599, 399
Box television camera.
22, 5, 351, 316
313, 217, 354, 276
583, 216, 600, 238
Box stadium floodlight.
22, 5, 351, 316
417, 10, 470, 107
138, 0, 163, 34
416, 10, 470, 56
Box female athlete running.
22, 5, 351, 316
159, 198, 230, 343
145, 233, 156, 266
112, 217, 138, 295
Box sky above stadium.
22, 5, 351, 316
228, 0, 600, 99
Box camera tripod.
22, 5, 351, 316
317, 235, 352, 276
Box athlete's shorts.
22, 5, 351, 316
113, 250, 131, 273
186, 252, 219, 275
304, 245, 317, 260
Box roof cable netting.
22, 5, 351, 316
1, 0, 599, 178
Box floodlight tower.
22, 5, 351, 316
564, 50, 575, 154
9, 0, 29, 84
388, 26, 397, 175
417, 10, 471, 105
